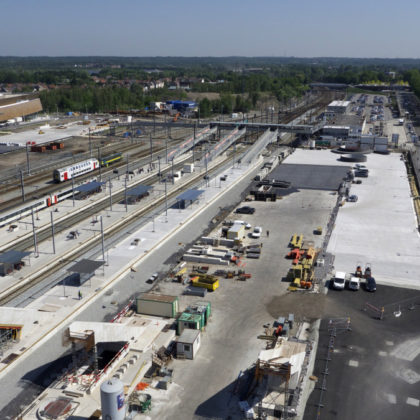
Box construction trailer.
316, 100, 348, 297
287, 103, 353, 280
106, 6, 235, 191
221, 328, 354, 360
184, 301, 211, 327
227, 224, 245, 240
136, 294, 179, 318
177, 312, 203, 335
176, 329, 201, 359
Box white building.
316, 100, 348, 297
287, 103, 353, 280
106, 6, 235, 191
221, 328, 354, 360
176, 329, 201, 359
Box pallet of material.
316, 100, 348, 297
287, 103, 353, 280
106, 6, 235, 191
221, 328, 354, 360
31, 145, 46, 153
247, 253, 260, 259
184, 286, 207, 297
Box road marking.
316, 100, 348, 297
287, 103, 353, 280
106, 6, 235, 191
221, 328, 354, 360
406, 397, 420, 407
386, 393, 397, 404
378, 351, 387, 357
348, 360, 359, 367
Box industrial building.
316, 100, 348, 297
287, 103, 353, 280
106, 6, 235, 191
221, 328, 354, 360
325, 100, 351, 117
0, 98, 43, 123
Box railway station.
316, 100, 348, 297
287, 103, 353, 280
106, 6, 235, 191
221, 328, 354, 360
0, 91, 420, 420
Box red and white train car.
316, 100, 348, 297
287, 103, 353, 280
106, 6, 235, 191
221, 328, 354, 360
53, 159, 99, 182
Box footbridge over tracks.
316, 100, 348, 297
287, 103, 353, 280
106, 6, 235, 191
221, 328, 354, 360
201, 127, 247, 165
209, 120, 324, 135
166, 126, 217, 162
124, 120, 324, 136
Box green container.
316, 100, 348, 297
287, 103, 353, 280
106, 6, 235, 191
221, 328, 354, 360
177, 312, 202, 335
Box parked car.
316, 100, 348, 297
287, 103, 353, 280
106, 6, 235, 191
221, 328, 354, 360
236, 206, 255, 214
366, 277, 377, 292
233, 220, 252, 229
251, 226, 262, 238
332, 271, 346, 290
348, 277, 360, 291
146, 273, 158, 284
347, 195, 358, 202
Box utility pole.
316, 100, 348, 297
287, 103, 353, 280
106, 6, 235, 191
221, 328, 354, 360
126, 154, 129, 176
158, 156, 161, 181
26, 143, 31, 175
89, 127, 92, 158
149, 133, 153, 166
98, 147, 102, 182
72, 177, 75, 207
31, 207, 38, 257
100, 216, 105, 263
20, 170, 25, 202
164, 177, 168, 217
205, 147, 209, 187
124, 177, 128, 212
165, 136, 168, 164
109, 177, 112, 211
171, 158, 174, 185
50, 211, 56, 254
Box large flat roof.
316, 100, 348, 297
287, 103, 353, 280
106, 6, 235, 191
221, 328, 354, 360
176, 189, 204, 202
0, 250, 31, 264
284, 149, 420, 288
67, 259, 104, 274
0, 98, 42, 122
137, 293, 178, 303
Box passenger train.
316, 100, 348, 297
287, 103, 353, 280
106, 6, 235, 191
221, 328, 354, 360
53, 159, 100, 182
0, 188, 79, 228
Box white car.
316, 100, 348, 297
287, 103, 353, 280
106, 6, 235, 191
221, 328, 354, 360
348, 277, 360, 291
332, 271, 346, 290
251, 226, 262, 238
233, 220, 252, 229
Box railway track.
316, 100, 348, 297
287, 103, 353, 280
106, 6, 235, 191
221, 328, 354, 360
0, 124, 192, 196
0, 132, 194, 214
0, 150, 236, 305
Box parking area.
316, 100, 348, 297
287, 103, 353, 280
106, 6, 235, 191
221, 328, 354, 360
304, 284, 420, 420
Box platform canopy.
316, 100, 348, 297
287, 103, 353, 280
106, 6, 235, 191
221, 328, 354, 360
67, 259, 104, 275
176, 189, 204, 202
75, 181, 105, 193
0, 250, 31, 264
127, 184, 153, 196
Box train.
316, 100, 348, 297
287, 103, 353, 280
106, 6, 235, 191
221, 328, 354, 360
53, 159, 100, 183
53, 153, 122, 182
0, 188, 79, 228
100, 153, 122, 167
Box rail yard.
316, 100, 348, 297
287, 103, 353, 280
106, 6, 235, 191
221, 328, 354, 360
1, 90, 420, 420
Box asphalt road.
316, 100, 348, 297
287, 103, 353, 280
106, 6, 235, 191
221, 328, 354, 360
304, 283, 420, 420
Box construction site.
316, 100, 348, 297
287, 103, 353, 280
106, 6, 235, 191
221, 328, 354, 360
2, 92, 420, 420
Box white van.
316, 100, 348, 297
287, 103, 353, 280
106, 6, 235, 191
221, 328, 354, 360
332, 271, 346, 290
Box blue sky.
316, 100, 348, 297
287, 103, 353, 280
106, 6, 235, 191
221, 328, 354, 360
1, 0, 419, 57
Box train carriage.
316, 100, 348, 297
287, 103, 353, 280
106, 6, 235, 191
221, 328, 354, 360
53, 159, 99, 182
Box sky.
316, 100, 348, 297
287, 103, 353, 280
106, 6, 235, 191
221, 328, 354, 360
1, 0, 419, 58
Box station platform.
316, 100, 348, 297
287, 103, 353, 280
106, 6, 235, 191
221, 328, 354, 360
0, 153, 262, 379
